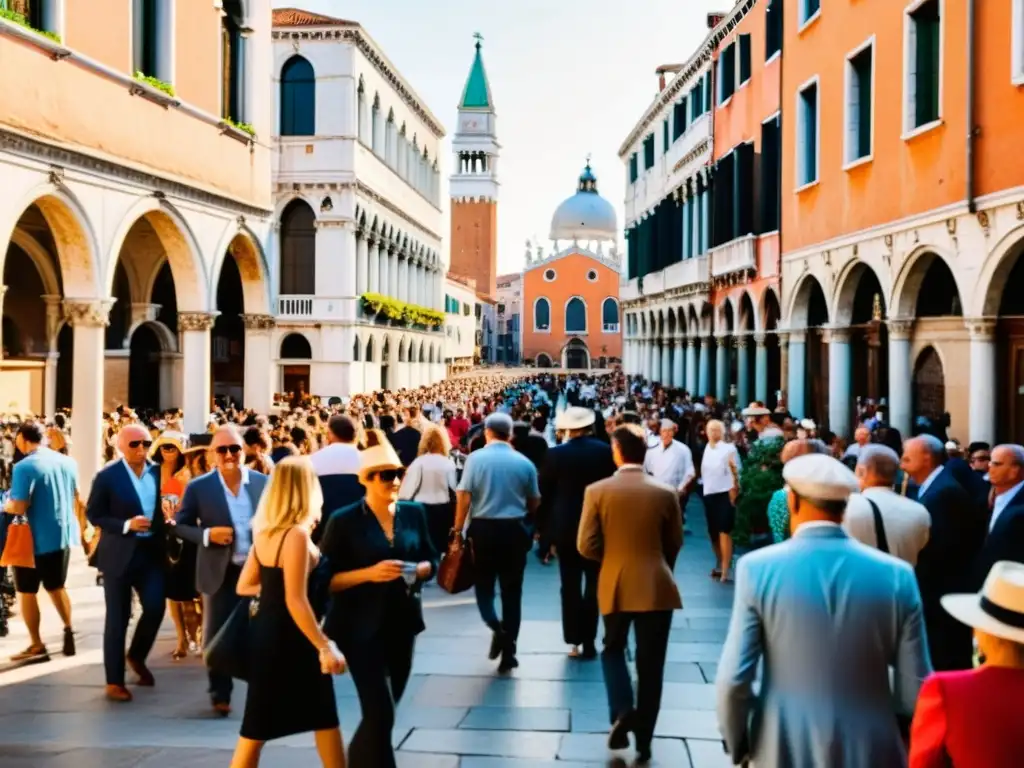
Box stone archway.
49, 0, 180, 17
913, 346, 946, 426
562, 338, 590, 370
128, 321, 176, 413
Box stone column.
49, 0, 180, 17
686, 339, 698, 394
44, 354, 58, 419
754, 332, 769, 404
644, 337, 655, 382
661, 339, 672, 387
397, 257, 408, 303
178, 312, 216, 434
242, 314, 275, 412
967, 318, 997, 445
715, 336, 729, 401
42, 294, 63, 417
673, 337, 685, 389
698, 338, 711, 396
778, 331, 790, 405
63, 299, 113, 495
787, 330, 807, 419
651, 340, 662, 385
367, 238, 380, 294
388, 249, 399, 300
355, 234, 368, 296
887, 319, 914, 439
824, 327, 852, 438
736, 335, 750, 407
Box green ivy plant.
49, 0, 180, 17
223, 118, 256, 137
360, 293, 444, 328
1, 8, 61, 43
134, 72, 175, 98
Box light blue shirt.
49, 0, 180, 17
122, 459, 157, 538
10, 448, 79, 554
457, 441, 539, 520
917, 466, 943, 499
991, 479, 1024, 531
218, 468, 254, 565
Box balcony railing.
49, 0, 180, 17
603, 323, 621, 333
709, 235, 757, 278
277, 296, 314, 318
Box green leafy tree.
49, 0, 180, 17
733, 437, 784, 547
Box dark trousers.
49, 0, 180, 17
601, 610, 673, 747
203, 564, 243, 703
926, 604, 974, 671
469, 518, 530, 645
557, 541, 599, 648
422, 501, 454, 559
102, 545, 165, 686
345, 627, 416, 768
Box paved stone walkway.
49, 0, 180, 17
0, 499, 733, 767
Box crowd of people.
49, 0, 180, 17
0, 368, 1022, 766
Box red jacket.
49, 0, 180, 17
910, 665, 1024, 767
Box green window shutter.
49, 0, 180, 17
739, 35, 752, 84
705, 70, 713, 110
663, 119, 670, 152
858, 51, 873, 158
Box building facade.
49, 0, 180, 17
496, 271, 521, 364
780, 0, 1024, 444
0, 0, 275, 486
521, 165, 622, 369
444, 274, 476, 372
271, 9, 447, 398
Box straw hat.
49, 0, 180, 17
555, 406, 595, 431
941, 561, 1024, 644
741, 403, 771, 417
149, 431, 188, 459
359, 432, 403, 480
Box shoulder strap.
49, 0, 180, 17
273, 528, 291, 567
867, 499, 889, 555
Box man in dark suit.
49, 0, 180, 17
902, 435, 987, 670
175, 425, 268, 714
539, 406, 616, 659
975, 444, 1024, 579
389, 405, 423, 467
86, 424, 166, 702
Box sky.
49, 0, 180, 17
275, 0, 725, 274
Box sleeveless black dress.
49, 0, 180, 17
240, 531, 339, 741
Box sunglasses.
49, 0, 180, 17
215, 445, 243, 455
159, 444, 178, 452
371, 468, 406, 483
128, 440, 153, 449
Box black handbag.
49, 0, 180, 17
204, 597, 257, 682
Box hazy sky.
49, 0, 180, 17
275, 0, 724, 274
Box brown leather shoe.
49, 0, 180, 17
212, 701, 232, 717
105, 684, 133, 702
127, 657, 155, 687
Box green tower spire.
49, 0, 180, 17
459, 33, 493, 110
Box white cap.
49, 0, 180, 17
782, 454, 859, 502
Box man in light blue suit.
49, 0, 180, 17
716, 453, 932, 767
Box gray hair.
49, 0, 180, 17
484, 412, 513, 440
995, 444, 1024, 467
909, 434, 946, 466
858, 444, 900, 485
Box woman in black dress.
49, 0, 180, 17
232, 457, 346, 768
319, 430, 439, 768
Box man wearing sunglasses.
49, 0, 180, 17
174, 425, 268, 715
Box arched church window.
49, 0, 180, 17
602, 298, 620, 331
280, 200, 316, 295
566, 297, 587, 333
534, 298, 551, 331
280, 55, 316, 136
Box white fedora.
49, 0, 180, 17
555, 406, 595, 431
741, 403, 771, 417
941, 561, 1024, 644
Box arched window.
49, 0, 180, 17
280, 200, 316, 295
371, 94, 382, 154
398, 124, 408, 179
280, 333, 312, 359
353, 335, 361, 361
534, 298, 551, 331
280, 56, 316, 136
356, 77, 367, 144
220, 1, 246, 122
385, 110, 396, 167
566, 297, 587, 333
365, 336, 375, 362
602, 298, 620, 331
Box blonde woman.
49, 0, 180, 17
230, 457, 346, 768
399, 425, 458, 555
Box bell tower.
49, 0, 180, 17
449, 34, 499, 299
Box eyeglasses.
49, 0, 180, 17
215, 445, 243, 455
159, 444, 178, 452
128, 440, 153, 449
372, 468, 406, 483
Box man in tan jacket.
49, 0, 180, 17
578, 423, 683, 764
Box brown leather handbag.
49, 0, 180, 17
0, 516, 35, 569
437, 532, 475, 594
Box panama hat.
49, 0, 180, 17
149, 430, 187, 459
941, 561, 1024, 644
359, 429, 403, 480
741, 403, 771, 417
555, 406, 595, 431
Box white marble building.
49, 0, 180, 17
444, 276, 477, 371
271, 9, 446, 397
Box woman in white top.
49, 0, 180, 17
700, 419, 741, 584
399, 425, 458, 556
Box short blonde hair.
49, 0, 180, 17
253, 456, 323, 534
706, 419, 725, 437
418, 424, 451, 457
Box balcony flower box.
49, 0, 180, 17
360, 293, 444, 329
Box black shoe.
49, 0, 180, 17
497, 653, 519, 674
488, 631, 503, 661
62, 627, 76, 657
608, 710, 633, 750
635, 743, 652, 763
579, 643, 597, 660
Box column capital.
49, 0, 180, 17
965, 317, 997, 340
178, 311, 218, 332
242, 313, 276, 331
752, 332, 767, 346
673, 335, 685, 347
887, 317, 915, 340
733, 334, 749, 349
687, 337, 697, 348
63, 298, 114, 328
820, 325, 851, 344
787, 328, 807, 344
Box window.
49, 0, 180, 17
587, 270, 599, 282
846, 40, 874, 163
371, 95, 382, 154
279, 200, 316, 295
133, 0, 159, 79
691, 79, 703, 121
357, 78, 367, 144
280, 334, 313, 360
662, 119, 670, 153
799, 0, 820, 28
796, 79, 819, 188
497, 303, 506, 314
221, 1, 246, 121
718, 42, 736, 104
543, 268, 556, 282
673, 98, 688, 140
760, 115, 781, 232
565, 297, 587, 333
766, 0, 783, 60
534, 298, 551, 331
629, 153, 639, 183
643, 134, 655, 170
15, 0, 60, 39
602, 298, 620, 332
280, 56, 316, 136
738, 34, 752, 85
905, 0, 941, 132
705, 71, 713, 111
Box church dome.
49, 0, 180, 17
549, 163, 618, 243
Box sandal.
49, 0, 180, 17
171, 648, 187, 661
710, 569, 722, 580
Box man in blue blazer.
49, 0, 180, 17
86, 423, 166, 702
174, 425, 267, 715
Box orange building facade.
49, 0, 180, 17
780, 0, 1024, 443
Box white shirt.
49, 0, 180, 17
309, 442, 361, 476
916, 466, 943, 499
701, 441, 741, 496
991, 479, 1024, 531
399, 453, 458, 505
643, 439, 695, 492
843, 487, 932, 566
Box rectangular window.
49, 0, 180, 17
673, 98, 687, 140
718, 42, 736, 104
629, 153, 638, 183
766, 0, 783, 59
760, 115, 781, 232
800, 0, 821, 28
662, 118, 670, 153
739, 34, 752, 85
845, 40, 874, 163
691, 81, 702, 121
643, 134, 656, 170
905, 0, 941, 131
796, 80, 819, 187
705, 70, 713, 111
133, 0, 159, 78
